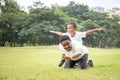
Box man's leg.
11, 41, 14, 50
88, 59, 93, 67
58, 59, 65, 67
64, 60, 70, 68
78, 54, 89, 69
69, 60, 76, 68
64, 60, 76, 68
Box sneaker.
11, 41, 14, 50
58, 59, 65, 67
88, 60, 93, 67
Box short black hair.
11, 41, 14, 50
59, 35, 71, 43
68, 22, 77, 29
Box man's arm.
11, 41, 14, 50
61, 54, 65, 60
86, 27, 106, 35
71, 49, 81, 58
63, 49, 81, 60
49, 30, 63, 36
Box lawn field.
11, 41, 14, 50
0, 46, 120, 80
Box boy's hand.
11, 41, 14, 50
97, 27, 106, 31
49, 30, 54, 33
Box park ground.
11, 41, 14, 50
0, 46, 120, 80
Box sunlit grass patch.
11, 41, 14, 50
0, 46, 120, 80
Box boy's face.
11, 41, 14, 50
61, 40, 72, 51
67, 24, 76, 35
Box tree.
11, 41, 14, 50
60, 1, 89, 23
0, 0, 25, 46
80, 20, 101, 47
18, 1, 74, 46
107, 8, 120, 47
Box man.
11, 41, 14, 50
59, 35, 93, 69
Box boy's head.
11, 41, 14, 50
59, 35, 72, 51
68, 22, 77, 29
67, 22, 77, 35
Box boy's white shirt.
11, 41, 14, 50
59, 40, 88, 61
63, 31, 86, 44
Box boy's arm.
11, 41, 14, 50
86, 27, 106, 35
49, 30, 63, 36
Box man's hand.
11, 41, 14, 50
62, 54, 65, 60
63, 56, 71, 60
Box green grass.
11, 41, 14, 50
0, 46, 120, 80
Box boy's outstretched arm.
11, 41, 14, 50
50, 30, 63, 36
86, 27, 106, 35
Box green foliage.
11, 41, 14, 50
0, 0, 20, 13
0, 0, 120, 48
82, 11, 107, 21
0, 0, 23, 46
80, 20, 100, 47
60, 1, 89, 23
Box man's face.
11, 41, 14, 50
61, 40, 72, 51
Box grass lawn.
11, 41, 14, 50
0, 46, 120, 80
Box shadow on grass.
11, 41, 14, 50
0, 76, 8, 80
94, 64, 115, 68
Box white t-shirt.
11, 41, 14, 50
59, 40, 88, 61
63, 31, 86, 45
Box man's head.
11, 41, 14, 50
59, 35, 72, 51
67, 22, 77, 36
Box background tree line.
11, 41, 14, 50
0, 0, 120, 48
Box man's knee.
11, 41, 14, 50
80, 65, 87, 69
64, 60, 70, 68
81, 66, 87, 69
